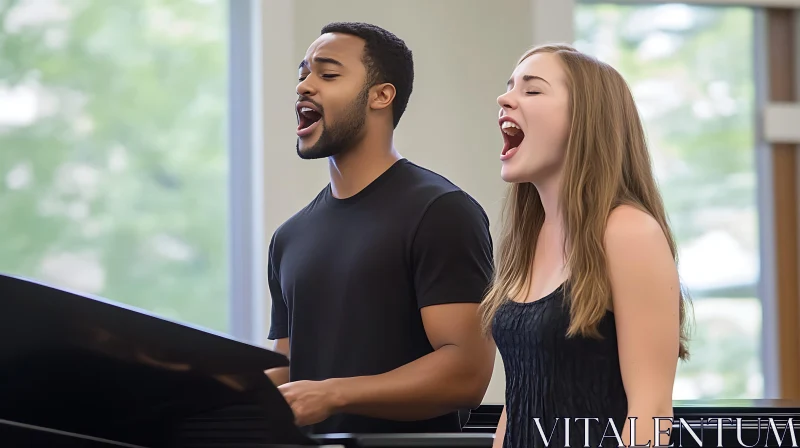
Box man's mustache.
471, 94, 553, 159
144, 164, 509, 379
297, 96, 324, 115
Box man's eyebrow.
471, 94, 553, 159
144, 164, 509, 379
506, 74, 551, 88
298, 57, 344, 70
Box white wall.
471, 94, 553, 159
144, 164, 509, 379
260, 0, 544, 405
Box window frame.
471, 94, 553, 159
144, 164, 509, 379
754, 7, 782, 399
228, 0, 266, 344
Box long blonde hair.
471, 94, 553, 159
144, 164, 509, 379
479, 44, 690, 360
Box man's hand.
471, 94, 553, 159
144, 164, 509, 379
278, 380, 344, 427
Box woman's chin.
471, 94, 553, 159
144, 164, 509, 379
500, 164, 525, 184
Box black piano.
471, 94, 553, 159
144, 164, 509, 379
2, 273, 799, 447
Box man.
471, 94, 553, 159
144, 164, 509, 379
266, 22, 496, 434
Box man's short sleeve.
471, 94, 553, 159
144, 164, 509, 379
267, 233, 289, 340
411, 190, 494, 309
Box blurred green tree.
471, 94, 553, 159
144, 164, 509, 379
0, 0, 229, 332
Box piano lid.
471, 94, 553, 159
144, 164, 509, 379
0, 272, 288, 373
0, 273, 310, 447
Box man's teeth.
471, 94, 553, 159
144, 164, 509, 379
502, 121, 521, 135
301, 107, 315, 114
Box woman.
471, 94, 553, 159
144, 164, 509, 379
480, 44, 691, 448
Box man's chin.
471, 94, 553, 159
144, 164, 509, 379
296, 140, 341, 160
296, 139, 321, 159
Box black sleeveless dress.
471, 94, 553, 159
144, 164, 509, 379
492, 284, 628, 448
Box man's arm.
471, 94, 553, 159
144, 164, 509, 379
265, 232, 291, 386
327, 302, 496, 420
326, 191, 495, 420
266, 337, 290, 386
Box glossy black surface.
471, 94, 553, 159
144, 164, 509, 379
0, 273, 310, 447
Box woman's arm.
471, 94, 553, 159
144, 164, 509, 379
493, 406, 507, 448
605, 206, 681, 447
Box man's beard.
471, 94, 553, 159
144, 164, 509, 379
296, 86, 369, 160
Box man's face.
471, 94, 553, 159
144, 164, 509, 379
295, 33, 371, 159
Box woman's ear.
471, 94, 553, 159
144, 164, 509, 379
370, 83, 396, 111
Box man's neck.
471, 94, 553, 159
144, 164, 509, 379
328, 134, 401, 199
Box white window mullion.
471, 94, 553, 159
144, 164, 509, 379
228, 0, 266, 344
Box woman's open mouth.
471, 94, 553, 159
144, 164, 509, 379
297, 102, 322, 137
500, 119, 525, 161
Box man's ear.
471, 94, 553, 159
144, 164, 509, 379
370, 83, 395, 111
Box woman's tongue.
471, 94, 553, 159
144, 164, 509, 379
503, 129, 525, 155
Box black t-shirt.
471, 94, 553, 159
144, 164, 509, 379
267, 158, 494, 434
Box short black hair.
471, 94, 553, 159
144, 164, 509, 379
320, 22, 414, 129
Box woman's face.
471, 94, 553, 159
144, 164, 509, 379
496, 52, 572, 185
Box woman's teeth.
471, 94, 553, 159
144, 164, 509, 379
502, 121, 521, 135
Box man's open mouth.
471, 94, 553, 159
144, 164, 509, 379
297, 102, 322, 132
501, 119, 525, 156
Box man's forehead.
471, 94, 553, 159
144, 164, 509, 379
303, 33, 364, 63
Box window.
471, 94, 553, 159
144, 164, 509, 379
575, 3, 762, 398
0, 0, 231, 333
